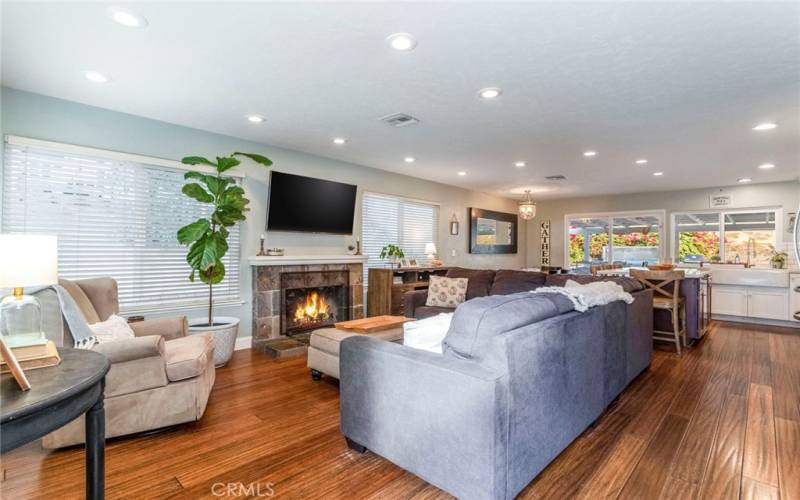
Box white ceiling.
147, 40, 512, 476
2, 1, 799, 200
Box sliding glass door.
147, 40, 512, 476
566, 212, 664, 271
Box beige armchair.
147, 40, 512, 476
38, 278, 216, 449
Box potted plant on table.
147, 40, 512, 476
177, 152, 272, 366
379, 244, 405, 268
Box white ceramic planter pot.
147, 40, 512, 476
187, 316, 239, 367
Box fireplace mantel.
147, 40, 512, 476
249, 255, 368, 266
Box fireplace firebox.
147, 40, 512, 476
280, 270, 350, 335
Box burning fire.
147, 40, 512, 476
293, 291, 331, 324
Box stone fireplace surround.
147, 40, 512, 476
250, 255, 366, 354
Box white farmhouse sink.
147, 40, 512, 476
711, 268, 789, 287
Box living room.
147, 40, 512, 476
1, 2, 799, 499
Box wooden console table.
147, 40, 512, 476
367, 267, 449, 316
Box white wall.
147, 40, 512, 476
526, 180, 800, 268
1, 87, 526, 338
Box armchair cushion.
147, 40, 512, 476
165, 333, 214, 382
130, 316, 188, 341
92, 335, 165, 364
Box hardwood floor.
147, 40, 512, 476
2, 321, 799, 499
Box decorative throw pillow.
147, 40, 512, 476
425, 276, 468, 308
88, 314, 136, 344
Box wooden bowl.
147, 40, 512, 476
647, 263, 675, 271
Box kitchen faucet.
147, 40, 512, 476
746, 238, 755, 267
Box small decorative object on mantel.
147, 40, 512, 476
347, 239, 361, 255
257, 234, 267, 256
540, 219, 551, 266
450, 213, 459, 235
0, 335, 31, 391
266, 248, 285, 256
379, 244, 405, 268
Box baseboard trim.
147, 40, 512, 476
235, 336, 252, 351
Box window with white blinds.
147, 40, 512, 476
361, 192, 439, 285
1, 138, 241, 312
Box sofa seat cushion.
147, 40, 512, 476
545, 273, 645, 293
165, 334, 214, 382
443, 292, 575, 362
489, 270, 547, 295
414, 305, 455, 319
445, 267, 496, 299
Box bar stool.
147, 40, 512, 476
630, 269, 687, 355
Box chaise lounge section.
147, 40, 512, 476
340, 283, 653, 500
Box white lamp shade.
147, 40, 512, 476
424, 242, 437, 255
0, 234, 58, 288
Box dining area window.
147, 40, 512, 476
566, 212, 664, 272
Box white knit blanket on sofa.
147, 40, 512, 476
531, 279, 634, 312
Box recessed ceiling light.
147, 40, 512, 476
653, 172, 664, 176
738, 177, 752, 183
84, 70, 111, 83
758, 163, 775, 170
386, 33, 417, 51
404, 156, 416, 163
457, 171, 467, 176
107, 7, 148, 28
752, 122, 777, 131
478, 87, 502, 99
635, 159, 648, 165
514, 161, 526, 168
332, 137, 347, 145
583, 151, 597, 157
247, 115, 265, 123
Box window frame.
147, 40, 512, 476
2, 135, 246, 314
563, 209, 667, 268
669, 207, 783, 264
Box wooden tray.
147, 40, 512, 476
335, 315, 414, 333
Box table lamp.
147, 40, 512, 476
424, 242, 438, 263
0, 234, 58, 348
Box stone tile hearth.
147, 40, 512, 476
251, 259, 364, 355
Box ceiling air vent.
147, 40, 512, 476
379, 113, 420, 128
545, 175, 567, 181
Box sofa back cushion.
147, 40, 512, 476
545, 273, 644, 293
445, 267, 495, 299
490, 270, 547, 295
442, 292, 574, 362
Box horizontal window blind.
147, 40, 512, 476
2, 139, 241, 312
361, 192, 439, 285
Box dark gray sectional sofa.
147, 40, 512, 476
339, 269, 653, 500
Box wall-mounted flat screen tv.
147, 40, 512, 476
266, 171, 357, 234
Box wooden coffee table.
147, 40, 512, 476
334, 315, 413, 333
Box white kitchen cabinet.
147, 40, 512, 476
711, 284, 789, 320
712, 286, 748, 316
748, 289, 790, 320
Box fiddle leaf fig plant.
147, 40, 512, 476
177, 152, 272, 326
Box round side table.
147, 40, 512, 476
1, 348, 110, 499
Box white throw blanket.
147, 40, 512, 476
403, 313, 453, 354
531, 279, 633, 312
